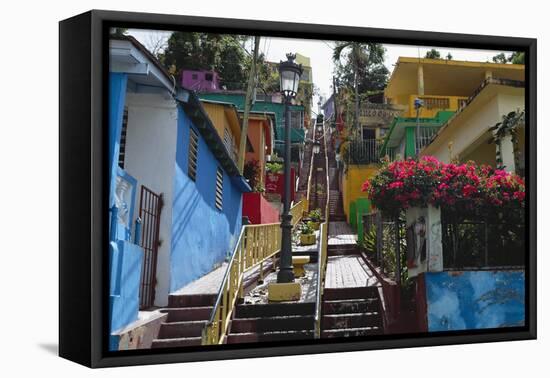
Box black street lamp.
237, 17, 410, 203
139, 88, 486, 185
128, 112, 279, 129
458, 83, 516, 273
277, 53, 303, 283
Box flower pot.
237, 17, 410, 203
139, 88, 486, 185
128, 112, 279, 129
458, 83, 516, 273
300, 233, 316, 245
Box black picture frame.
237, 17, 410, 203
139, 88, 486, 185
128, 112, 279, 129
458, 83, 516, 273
59, 9, 537, 368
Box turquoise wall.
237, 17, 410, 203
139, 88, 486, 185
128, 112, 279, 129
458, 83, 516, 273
170, 107, 243, 292
426, 270, 525, 331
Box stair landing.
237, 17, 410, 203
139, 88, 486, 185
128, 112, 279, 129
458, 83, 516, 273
328, 221, 357, 247
325, 255, 379, 289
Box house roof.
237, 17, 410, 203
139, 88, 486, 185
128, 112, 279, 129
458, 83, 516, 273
109, 35, 175, 93
385, 57, 525, 99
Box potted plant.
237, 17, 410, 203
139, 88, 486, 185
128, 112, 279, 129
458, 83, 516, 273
308, 208, 322, 230
299, 222, 316, 246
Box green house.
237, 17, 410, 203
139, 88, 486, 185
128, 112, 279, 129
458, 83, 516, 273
380, 111, 456, 160
198, 92, 306, 151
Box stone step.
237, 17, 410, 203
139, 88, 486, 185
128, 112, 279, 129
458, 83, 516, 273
151, 336, 202, 348
160, 306, 213, 322
226, 330, 314, 344
327, 245, 358, 256
322, 298, 379, 314
321, 326, 382, 338
168, 293, 217, 308
322, 312, 382, 329
234, 302, 315, 319
323, 286, 379, 301
157, 320, 207, 338
230, 315, 314, 334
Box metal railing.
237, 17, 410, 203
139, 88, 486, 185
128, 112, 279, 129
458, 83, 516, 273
442, 218, 525, 270
290, 199, 307, 227
345, 139, 383, 164
415, 126, 441, 155
202, 200, 306, 345
314, 124, 330, 338
362, 212, 406, 285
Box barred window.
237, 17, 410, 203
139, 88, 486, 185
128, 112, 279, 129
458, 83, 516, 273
188, 128, 199, 181
215, 167, 224, 210
118, 107, 129, 169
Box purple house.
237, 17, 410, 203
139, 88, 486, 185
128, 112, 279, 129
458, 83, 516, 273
181, 70, 221, 91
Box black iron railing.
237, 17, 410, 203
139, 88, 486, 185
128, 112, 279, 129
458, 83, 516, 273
442, 218, 525, 270
362, 212, 406, 284
346, 139, 383, 164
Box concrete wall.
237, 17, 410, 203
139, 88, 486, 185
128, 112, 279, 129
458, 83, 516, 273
421, 86, 524, 165
342, 164, 378, 222
426, 270, 525, 331
242, 192, 280, 224
245, 118, 269, 186
124, 92, 178, 307
170, 107, 243, 293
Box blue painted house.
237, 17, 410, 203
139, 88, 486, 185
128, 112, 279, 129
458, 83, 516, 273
108, 36, 250, 350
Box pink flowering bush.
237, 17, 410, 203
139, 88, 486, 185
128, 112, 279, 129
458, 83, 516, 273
362, 156, 525, 218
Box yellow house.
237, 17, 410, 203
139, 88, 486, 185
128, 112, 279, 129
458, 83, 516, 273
200, 100, 244, 165
385, 57, 524, 118
344, 57, 525, 238
382, 57, 525, 173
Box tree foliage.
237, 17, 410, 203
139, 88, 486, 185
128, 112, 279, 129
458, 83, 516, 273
332, 42, 389, 94
159, 32, 250, 90
424, 49, 442, 59
492, 51, 525, 65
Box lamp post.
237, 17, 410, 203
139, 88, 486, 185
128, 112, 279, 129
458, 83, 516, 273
276, 53, 303, 284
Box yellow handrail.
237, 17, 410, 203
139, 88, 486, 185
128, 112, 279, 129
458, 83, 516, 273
202, 200, 306, 345
314, 119, 331, 338
290, 200, 307, 227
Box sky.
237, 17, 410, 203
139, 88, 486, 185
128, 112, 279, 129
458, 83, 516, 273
127, 28, 513, 113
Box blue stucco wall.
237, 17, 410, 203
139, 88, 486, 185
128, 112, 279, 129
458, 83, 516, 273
109, 73, 128, 208
109, 240, 142, 335
108, 74, 143, 346
426, 271, 525, 332
170, 106, 243, 292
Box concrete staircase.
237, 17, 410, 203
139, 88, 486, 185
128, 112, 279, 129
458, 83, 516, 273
226, 302, 315, 344
321, 287, 383, 338
151, 293, 216, 348
329, 190, 346, 221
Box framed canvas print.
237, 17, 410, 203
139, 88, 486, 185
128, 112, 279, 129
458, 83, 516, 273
59, 9, 536, 368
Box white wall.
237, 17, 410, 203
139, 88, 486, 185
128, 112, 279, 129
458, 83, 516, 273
124, 91, 178, 307
423, 89, 524, 164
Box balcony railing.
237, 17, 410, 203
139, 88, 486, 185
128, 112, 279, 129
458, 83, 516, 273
345, 139, 383, 164
415, 126, 441, 155
407, 95, 469, 118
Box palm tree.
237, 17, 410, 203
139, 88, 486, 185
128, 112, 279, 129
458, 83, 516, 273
333, 43, 387, 135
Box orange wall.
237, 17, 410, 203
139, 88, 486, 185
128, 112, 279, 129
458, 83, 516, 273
245, 118, 268, 186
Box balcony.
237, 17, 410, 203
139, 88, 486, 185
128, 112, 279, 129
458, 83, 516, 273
345, 139, 383, 165
406, 95, 468, 118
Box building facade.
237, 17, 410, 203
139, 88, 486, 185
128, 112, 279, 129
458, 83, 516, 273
108, 37, 250, 350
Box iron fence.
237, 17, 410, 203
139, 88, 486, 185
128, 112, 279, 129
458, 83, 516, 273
442, 216, 525, 269
346, 139, 383, 164
415, 126, 440, 155
362, 212, 406, 284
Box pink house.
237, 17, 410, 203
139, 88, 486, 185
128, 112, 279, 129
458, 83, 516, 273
181, 70, 220, 91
